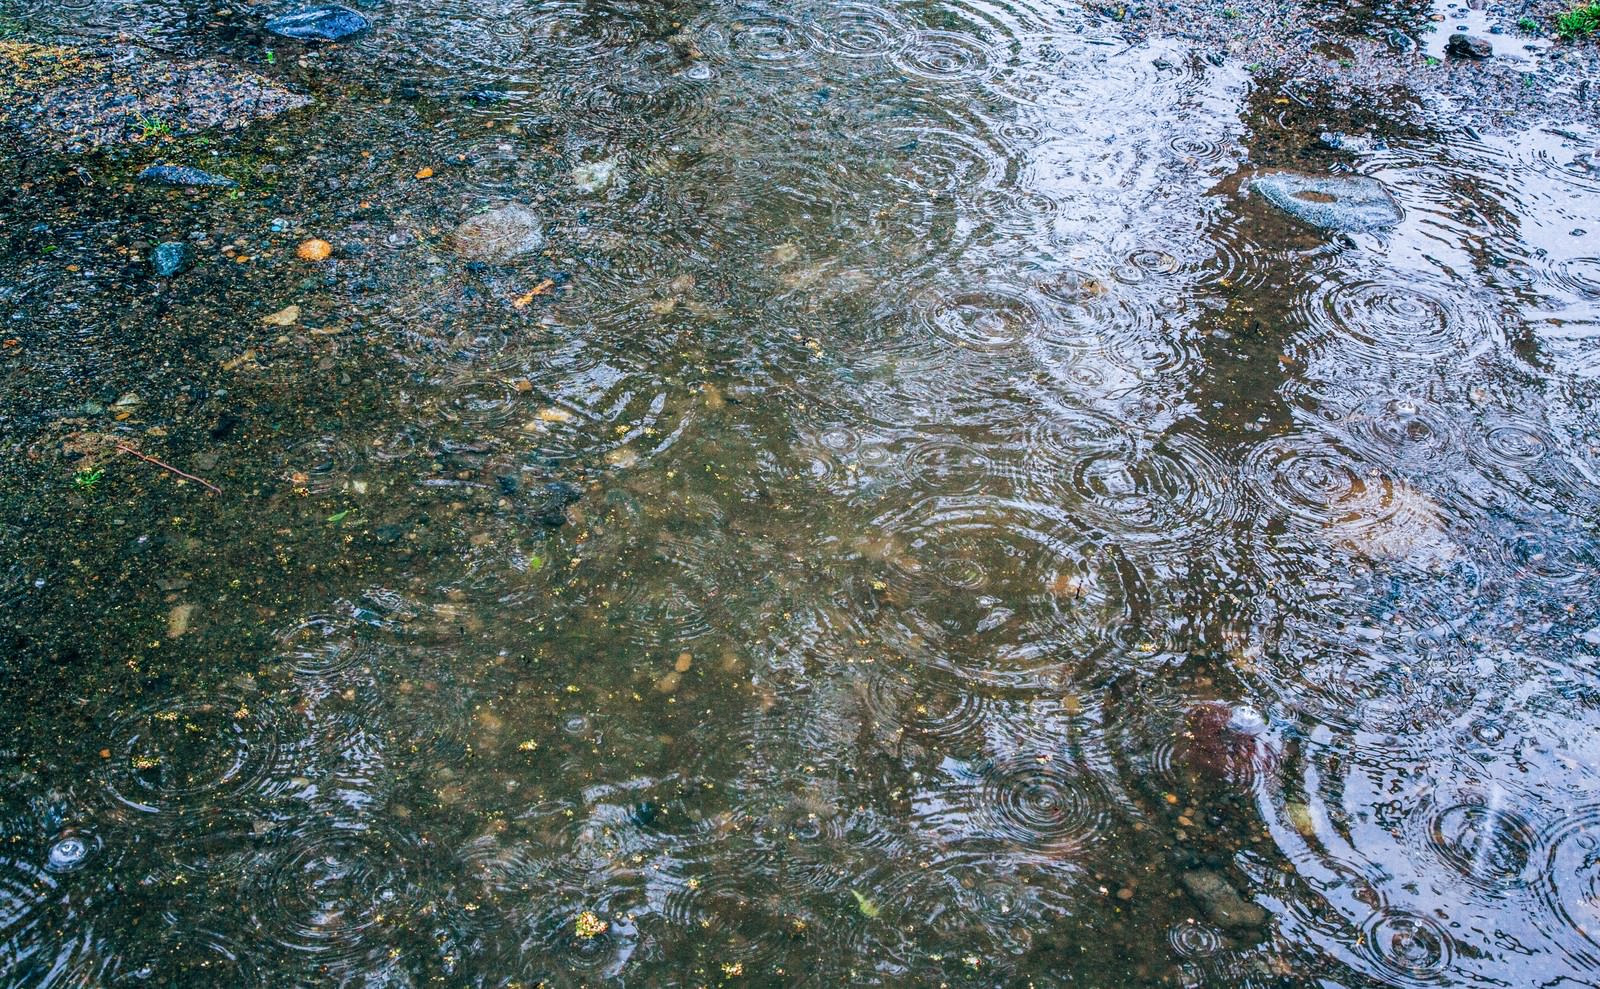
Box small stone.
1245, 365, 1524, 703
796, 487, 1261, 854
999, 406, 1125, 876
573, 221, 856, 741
1180, 870, 1267, 930
166, 603, 197, 639
262, 304, 301, 326
296, 238, 333, 261
448, 204, 546, 262
1251, 172, 1403, 231
265, 4, 370, 41
138, 164, 236, 188
150, 241, 192, 277
1445, 34, 1493, 59
572, 159, 618, 194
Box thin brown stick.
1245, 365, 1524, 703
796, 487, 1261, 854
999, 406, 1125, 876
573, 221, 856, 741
114, 444, 223, 495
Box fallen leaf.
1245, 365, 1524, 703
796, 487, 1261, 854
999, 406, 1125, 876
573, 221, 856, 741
851, 889, 880, 919
512, 279, 556, 308
415, 166, 434, 179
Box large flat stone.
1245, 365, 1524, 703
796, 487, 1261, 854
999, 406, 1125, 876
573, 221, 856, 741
1251, 172, 1403, 232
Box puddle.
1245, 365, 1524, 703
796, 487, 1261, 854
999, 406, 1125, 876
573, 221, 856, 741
1, 0, 1599, 985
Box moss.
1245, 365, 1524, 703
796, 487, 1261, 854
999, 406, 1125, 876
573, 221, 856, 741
0, 41, 87, 101
1556, 2, 1600, 38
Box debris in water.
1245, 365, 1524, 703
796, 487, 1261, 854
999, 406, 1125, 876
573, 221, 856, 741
574, 910, 608, 939
851, 889, 881, 918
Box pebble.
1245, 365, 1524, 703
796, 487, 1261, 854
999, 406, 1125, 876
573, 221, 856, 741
166, 603, 197, 639
138, 164, 237, 188
572, 159, 618, 195
262, 304, 301, 326
296, 238, 333, 261
150, 241, 192, 277
1179, 869, 1267, 930
265, 4, 371, 41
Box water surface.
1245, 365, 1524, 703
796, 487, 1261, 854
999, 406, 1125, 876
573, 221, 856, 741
3, 0, 1600, 985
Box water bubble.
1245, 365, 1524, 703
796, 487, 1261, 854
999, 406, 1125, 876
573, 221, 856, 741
1168, 920, 1225, 957
807, 3, 912, 59
1423, 801, 1536, 888
1534, 806, 1600, 970
1359, 909, 1453, 987
45, 833, 94, 873
978, 756, 1114, 849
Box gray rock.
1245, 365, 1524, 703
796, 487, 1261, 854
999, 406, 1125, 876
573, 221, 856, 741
448, 204, 546, 262
138, 164, 237, 188
1180, 870, 1267, 930
150, 241, 193, 277
1446, 34, 1493, 59
266, 5, 371, 41
1251, 172, 1403, 232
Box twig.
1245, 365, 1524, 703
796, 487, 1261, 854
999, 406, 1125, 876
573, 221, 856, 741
114, 444, 222, 495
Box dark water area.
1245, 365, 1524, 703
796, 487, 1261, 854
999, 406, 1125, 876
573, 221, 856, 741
2, 0, 1600, 985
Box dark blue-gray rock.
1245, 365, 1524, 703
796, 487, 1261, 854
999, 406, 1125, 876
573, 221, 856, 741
1446, 34, 1493, 59
150, 241, 193, 277
536, 481, 583, 528
266, 5, 370, 41
138, 164, 237, 188
1251, 172, 1403, 232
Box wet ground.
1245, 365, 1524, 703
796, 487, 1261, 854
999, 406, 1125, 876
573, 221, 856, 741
2, 0, 1600, 986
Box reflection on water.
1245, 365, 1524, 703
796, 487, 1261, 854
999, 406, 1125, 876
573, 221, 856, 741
2, 0, 1599, 985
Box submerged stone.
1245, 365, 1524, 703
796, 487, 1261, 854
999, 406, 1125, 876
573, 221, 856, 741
1180, 870, 1267, 930
449, 204, 546, 262
138, 164, 237, 188
572, 159, 619, 195
1446, 34, 1493, 59
266, 5, 371, 41
150, 241, 192, 277
1251, 172, 1403, 232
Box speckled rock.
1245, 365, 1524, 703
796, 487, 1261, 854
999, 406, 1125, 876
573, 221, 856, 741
138, 164, 237, 188
150, 241, 192, 277
1250, 172, 1403, 232
266, 5, 371, 41
448, 204, 546, 262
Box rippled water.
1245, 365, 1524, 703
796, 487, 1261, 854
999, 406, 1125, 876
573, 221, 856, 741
3, 0, 1600, 985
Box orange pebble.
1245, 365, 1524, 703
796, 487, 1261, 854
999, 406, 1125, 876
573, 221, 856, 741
296, 238, 332, 262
